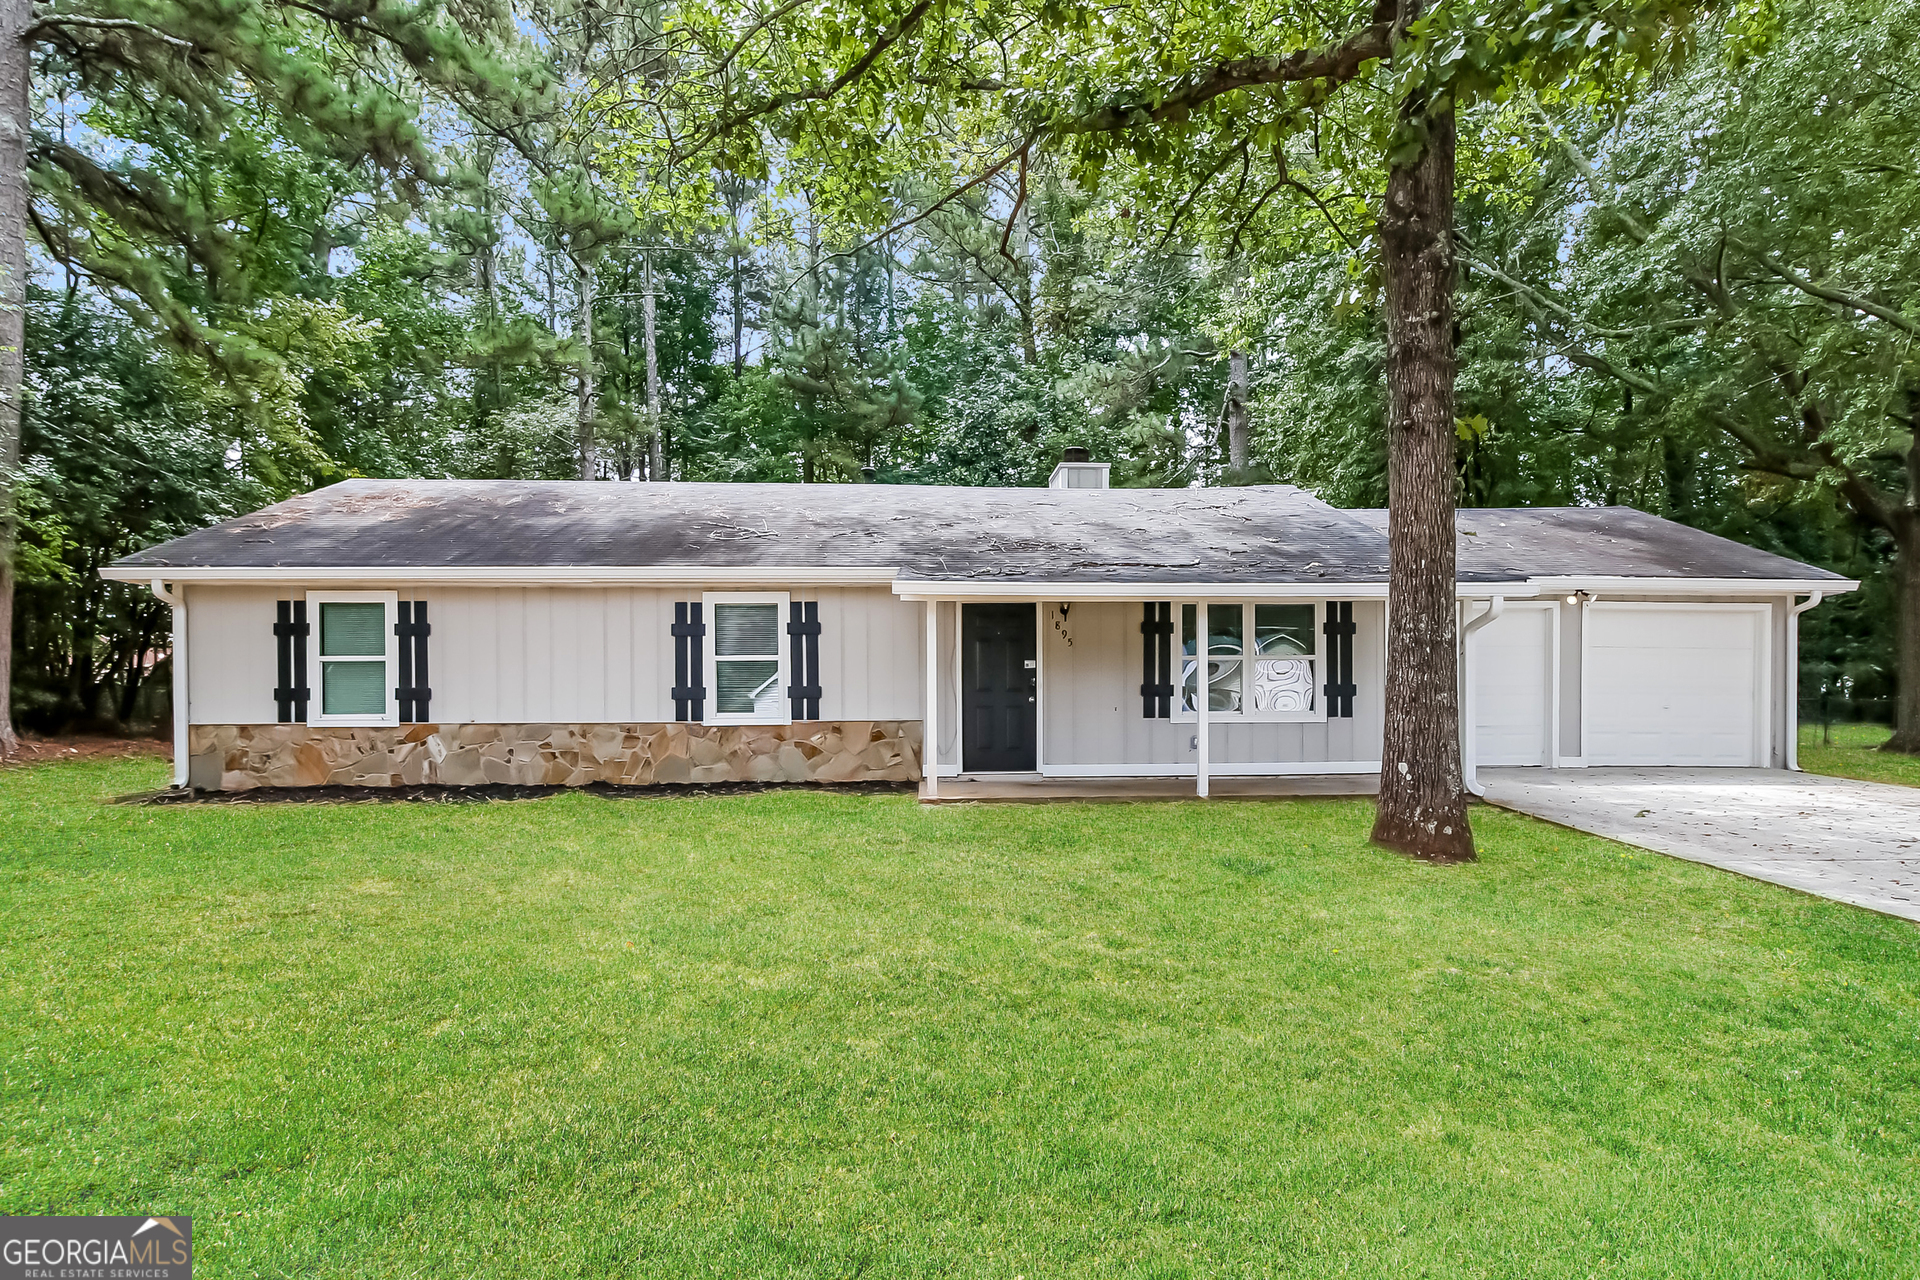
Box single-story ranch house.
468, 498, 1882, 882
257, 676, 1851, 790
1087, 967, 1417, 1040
102, 457, 1855, 796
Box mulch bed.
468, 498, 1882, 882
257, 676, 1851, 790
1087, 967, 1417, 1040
129, 779, 919, 805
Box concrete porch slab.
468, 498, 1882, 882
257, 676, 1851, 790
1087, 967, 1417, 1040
919, 774, 1379, 803
1481, 767, 1920, 923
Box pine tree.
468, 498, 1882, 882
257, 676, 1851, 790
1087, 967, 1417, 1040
0, 0, 556, 751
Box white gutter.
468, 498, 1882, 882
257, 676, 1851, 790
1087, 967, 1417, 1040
1787, 590, 1825, 771
101, 566, 1856, 599
1458, 596, 1505, 797
149, 580, 188, 789
1522, 575, 1857, 596
99, 565, 902, 588
894, 580, 1395, 602
893, 577, 1853, 601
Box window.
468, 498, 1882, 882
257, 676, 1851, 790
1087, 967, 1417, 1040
703, 592, 790, 724
306, 591, 397, 726
1179, 601, 1320, 721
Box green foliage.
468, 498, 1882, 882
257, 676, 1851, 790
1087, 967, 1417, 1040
13, 288, 268, 731
31, 0, 547, 393
13, 0, 1916, 736
1456, 0, 1920, 722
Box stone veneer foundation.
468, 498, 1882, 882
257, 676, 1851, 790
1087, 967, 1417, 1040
187, 721, 922, 791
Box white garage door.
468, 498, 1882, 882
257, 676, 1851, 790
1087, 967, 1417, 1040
1585, 604, 1768, 766
1473, 604, 1554, 766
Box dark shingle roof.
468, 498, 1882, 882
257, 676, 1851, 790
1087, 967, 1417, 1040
1347, 506, 1849, 583
109, 479, 1847, 585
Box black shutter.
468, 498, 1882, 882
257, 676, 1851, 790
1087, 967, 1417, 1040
274, 599, 310, 722
787, 600, 822, 720
1323, 601, 1356, 718
672, 602, 707, 721
275, 600, 293, 722
413, 602, 431, 721
1139, 601, 1174, 718
395, 602, 412, 722
395, 601, 432, 723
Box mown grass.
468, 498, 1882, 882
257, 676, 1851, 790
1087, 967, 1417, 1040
1799, 722, 1920, 789
2, 758, 1918, 1278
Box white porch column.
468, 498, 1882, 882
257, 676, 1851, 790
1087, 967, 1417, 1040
924, 598, 939, 797
152, 579, 187, 788
1196, 600, 1210, 798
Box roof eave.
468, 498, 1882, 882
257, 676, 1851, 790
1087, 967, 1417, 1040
97, 565, 903, 588
1517, 574, 1858, 596
99, 566, 1859, 597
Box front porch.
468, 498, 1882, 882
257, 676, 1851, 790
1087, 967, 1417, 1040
911, 595, 1386, 801
918, 771, 1379, 803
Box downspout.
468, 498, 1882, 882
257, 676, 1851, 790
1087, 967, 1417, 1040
1787, 591, 1823, 772
1459, 596, 1505, 797
150, 579, 188, 789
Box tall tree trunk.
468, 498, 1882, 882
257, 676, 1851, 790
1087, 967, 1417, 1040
1888, 414, 1919, 753
1225, 350, 1250, 476
476, 143, 504, 441
1371, 103, 1473, 863
0, 0, 28, 756
1889, 412, 1920, 752
644, 254, 664, 482
731, 248, 746, 376
575, 257, 596, 481
1891, 527, 1919, 754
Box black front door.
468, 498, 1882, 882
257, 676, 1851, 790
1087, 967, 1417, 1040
962, 603, 1038, 772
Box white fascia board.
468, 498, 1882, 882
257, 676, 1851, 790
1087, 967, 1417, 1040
98, 565, 902, 588
892, 581, 1394, 601
104, 565, 1858, 598
1522, 575, 1859, 596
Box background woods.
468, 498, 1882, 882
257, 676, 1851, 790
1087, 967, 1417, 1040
3, 0, 1911, 778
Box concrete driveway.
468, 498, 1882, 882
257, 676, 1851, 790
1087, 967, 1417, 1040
1480, 768, 1920, 923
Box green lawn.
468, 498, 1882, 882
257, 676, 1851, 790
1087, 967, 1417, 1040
1800, 722, 1920, 789
3, 760, 1918, 1277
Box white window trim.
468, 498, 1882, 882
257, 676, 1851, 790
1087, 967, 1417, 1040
1172, 598, 1326, 725
306, 590, 399, 727
702, 591, 792, 726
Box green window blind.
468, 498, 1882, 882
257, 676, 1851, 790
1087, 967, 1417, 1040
322, 660, 387, 715
714, 603, 780, 656
320, 602, 386, 656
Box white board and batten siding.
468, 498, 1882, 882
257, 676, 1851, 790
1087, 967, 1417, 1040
1036, 600, 1386, 775
183, 584, 924, 725
184, 586, 282, 725
186, 582, 1798, 772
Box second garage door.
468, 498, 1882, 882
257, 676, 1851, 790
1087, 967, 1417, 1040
1584, 603, 1769, 767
